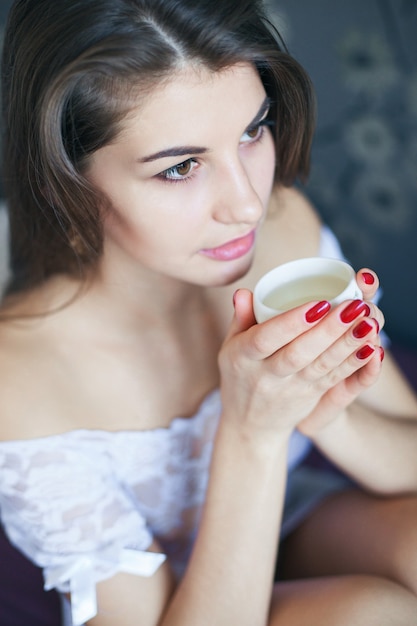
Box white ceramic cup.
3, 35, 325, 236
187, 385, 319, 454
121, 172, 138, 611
253, 257, 363, 323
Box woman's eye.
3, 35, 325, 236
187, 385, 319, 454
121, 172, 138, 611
160, 158, 198, 182
241, 123, 264, 144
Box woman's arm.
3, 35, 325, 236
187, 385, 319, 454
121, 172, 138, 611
297, 268, 417, 495
300, 350, 417, 495
89, 421, 289, 626
162, 416, 290, 626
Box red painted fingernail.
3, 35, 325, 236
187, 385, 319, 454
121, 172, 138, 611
305, 301, 331, 323
373, 318, 380, 334
352, 320, 373, 338
356, 344, 375, 360
379, 346, 385, 361
340, 300, 371, 323
362, 272, 375, 285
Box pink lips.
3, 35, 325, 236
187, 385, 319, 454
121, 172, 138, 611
200, 230, 256, 261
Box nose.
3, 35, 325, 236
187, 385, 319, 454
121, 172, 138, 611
212, 156, 265, 225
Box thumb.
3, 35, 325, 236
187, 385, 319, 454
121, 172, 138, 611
225, 288, 257, 341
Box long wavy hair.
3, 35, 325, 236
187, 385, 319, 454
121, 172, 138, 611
1, 0, 315, 295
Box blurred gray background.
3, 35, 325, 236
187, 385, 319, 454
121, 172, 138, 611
268, 0, 417, 350
0, 0, 416, 351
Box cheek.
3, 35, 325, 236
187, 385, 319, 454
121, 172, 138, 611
102, 198, 148, 252
102, 194, 191, 261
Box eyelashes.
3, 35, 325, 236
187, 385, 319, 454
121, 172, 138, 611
158, 158, 199, 183
157, 117, 275, 184
243, 118, 275, 143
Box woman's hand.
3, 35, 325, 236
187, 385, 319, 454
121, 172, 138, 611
298, 267, 385, 436
218, 278, 384, 440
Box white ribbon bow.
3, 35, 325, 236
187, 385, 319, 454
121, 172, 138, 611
45, 548, 166, 625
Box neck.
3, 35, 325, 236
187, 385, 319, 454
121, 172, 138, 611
1, 271, 208, 345
88, 269, 205, 328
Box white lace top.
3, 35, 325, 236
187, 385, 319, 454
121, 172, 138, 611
0, 226, 346, 625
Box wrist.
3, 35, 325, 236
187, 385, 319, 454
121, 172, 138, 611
216, 412, 293, 465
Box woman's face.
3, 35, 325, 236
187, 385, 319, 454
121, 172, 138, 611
86, 62, 276, 287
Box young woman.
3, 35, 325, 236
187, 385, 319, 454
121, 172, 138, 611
0, 1, 416, 624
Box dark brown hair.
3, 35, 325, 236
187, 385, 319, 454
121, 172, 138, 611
1, 0, 315, 294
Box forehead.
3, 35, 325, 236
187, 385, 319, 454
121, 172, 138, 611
118, 62, 267, 141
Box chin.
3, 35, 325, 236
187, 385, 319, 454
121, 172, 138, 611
211, 259, 253, 287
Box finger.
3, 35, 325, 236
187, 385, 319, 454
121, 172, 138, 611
305, 341, 382, 417
223, 288, 256, 343
244, 300, 331, 360
317, 339, 381, 392
354, 269, 385, 330
356, 268, 379, 301
325, 347, 383, 405
300, 316, 381, 384
299, 351, 383, 436
361, 301, 385, 333
270, 299, 370, 376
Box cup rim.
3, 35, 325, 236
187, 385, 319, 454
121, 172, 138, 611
253, 257, 357, 320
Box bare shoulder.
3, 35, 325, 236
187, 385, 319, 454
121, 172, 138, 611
0, 283, 92, 441
0, 281, 118, 441
0, 320, 65, 441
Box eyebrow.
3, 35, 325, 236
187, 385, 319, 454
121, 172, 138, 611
138, 95, 272, 163
139, 145, 208, 163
